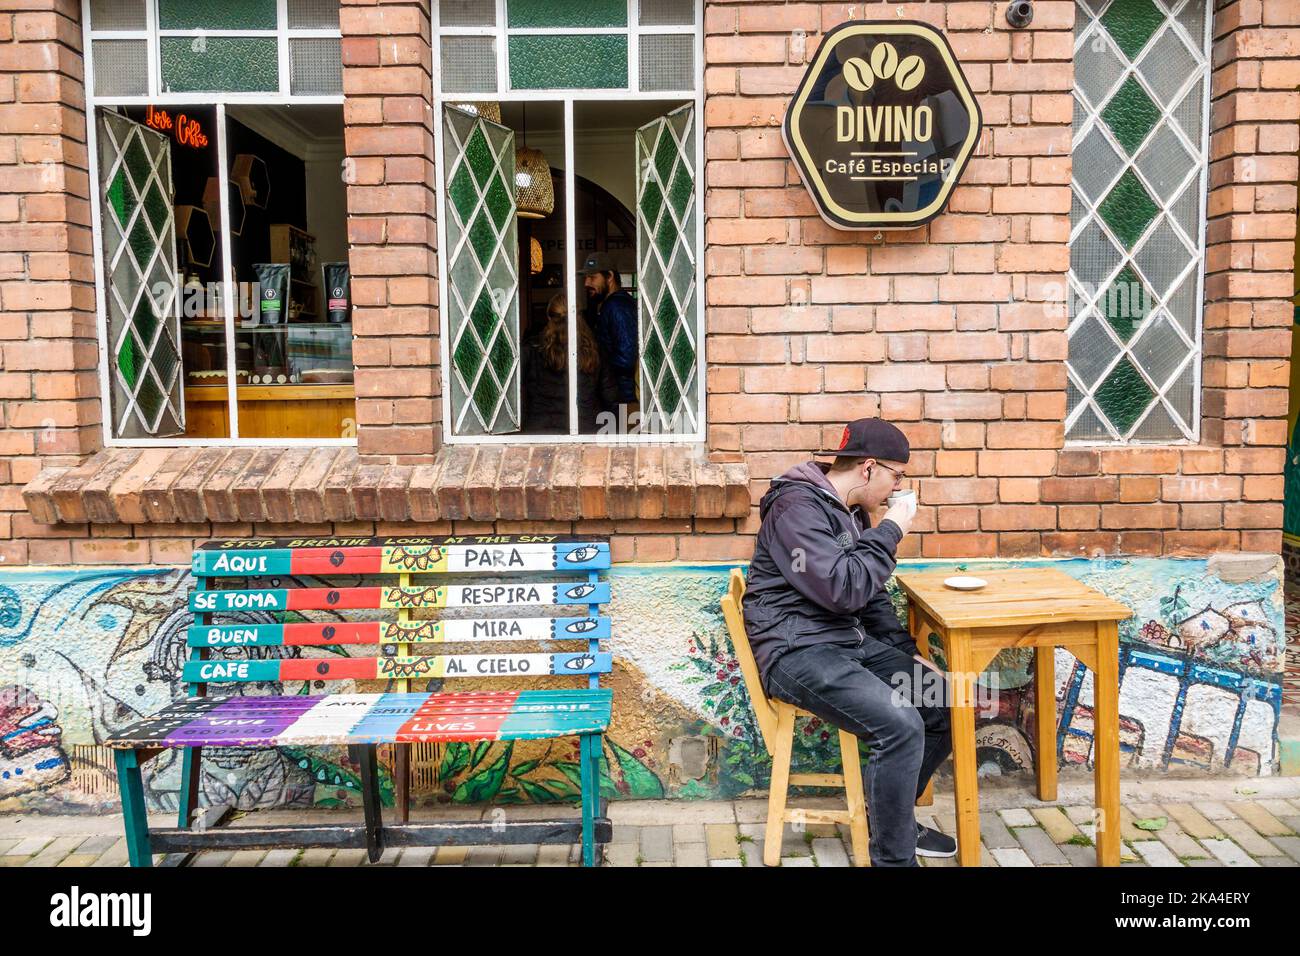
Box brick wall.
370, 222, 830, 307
698, 0, 1298, 561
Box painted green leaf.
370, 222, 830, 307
517, 779, 557, 803
608, 739, 665, 799
510, 758, 541, 777
453, 742, 513, 802
553, 760, 585, 790
439, 741, 471, 778
470, 739, 492, 769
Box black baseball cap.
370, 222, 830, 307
581, 252, 619, 275
815, 417, 910, 463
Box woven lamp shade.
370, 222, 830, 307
514, 146, 554, 219
530, 236, 543, 274
450, 101, 501, 123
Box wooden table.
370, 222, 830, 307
894, 567, 1132, 867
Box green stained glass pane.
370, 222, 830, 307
642, 331, 665, 383
453, 331, 484, 386
470, 289, 497, 344
472, 366, 501, 418
107, 167, 134, 228
1101, 76, 1161, 155
142, 181, 169, 235
135, 367, 164, 421
117, 334, 141, 388
158, 0, 277, 30
160, 36, 278, 93
655, 294, 677, 340
1098, 170, 1158, 249
127, 211, 156, 273
488, 329, 515, 381
123, 131, 151, 193
508, 35, 627, 90
657, 369, 681, 421
1094, 357, 1154, 435
448, 160, 479, 223
132, 295, 159, 351
1100, 0, 1165, 60
468, 211, 498, 268
667, 165, 693, 219
484, 172, 512, 230
639, 178, 663, 231
507, 0, 626, 27
655, 211, 677, 265
653, 128, 677, 187
463, 126, 493, 188
1101, 265, 1150, 342
669, 328, 694, 383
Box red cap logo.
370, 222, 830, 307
838, 426, 850, 449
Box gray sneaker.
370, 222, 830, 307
916, 823, 957, 858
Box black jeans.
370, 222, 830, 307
765, 639, 952, 866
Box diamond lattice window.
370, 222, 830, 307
1066, 0, 1209, 442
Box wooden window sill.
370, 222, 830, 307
23, 446, 750, 526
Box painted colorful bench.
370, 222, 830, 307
108, 534, 614, 866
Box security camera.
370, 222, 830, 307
1006, 0, 1034, 27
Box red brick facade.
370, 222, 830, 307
3, 0, 1299, 567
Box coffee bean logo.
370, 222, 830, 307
327, 590, 340, 605
322, 625, 336, 639
870, 42, 898, 81
895, 54, 926, 91
329, 550, 344, 567
842, 56, 874, 91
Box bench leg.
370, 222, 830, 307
113, 748, 153, 868
579, 733, 599, 867
177, 745, 202, 829
352, 744, 384, 863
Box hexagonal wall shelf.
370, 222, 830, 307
203, 175, 245, 236
231, 153, 270, 210
175, 204, 215, 268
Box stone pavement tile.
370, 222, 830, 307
981, 844, 1000, 867
672, 823, 705, 844
1229, 802, 1292, 837
1129, 802, 1166, 820
979, 811, 1019, 849
329, 848, 368, 867
1060, 844, 1096, 867
1200, 839, 1259, 867
536, 844, 574, 866
1255, 799, 1300, 820
999, 808, 1036, 828
731, 801, 770, 825
1162, 804, 1223, 840
500, 844, 538, 865
602, 842, 639, 867
191, 850, 235, 867
989, 847, 1034, 867
259, 848, 300, 867
1271, 836, 1300, 864
1063, 805, 1095, 826
1281, 817, 1300, 837
91, 841, 130, 867
75, 834, 121, 856
612, 800, 736, 825
780, 856, 815, 867
0, 839, 17, 856
705, 823, 740, 860
398, 847, 436, 867
56, 854, 102, 867
674, 842, 708, 867
1260, 856, 1294, 867
1131, 840, 1183, 867
740, 840, 766, 867
299, 848, 334, 867
1031, 807, 1082, 844
7, 836, 53, 857
1185, 858, 1223, 867
1077, 824, 1137, 861
1117, 807, 1149, 843
811, 838, 850, 867
639, 826, 673, 862
465, 846, 502, 866
737, 822, 765, 840
1192, 801, 1235, 821
1217, 819, 1283, 857
25, 836, 87, 866
932, 810, 957, 833
1152, 823, 1209, 861
609, 824, 639, 845
1014, 825, 1068, 865
227, 849, 269, 867
709, 859, 742, 867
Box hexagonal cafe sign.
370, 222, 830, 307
784, 21, 982, 230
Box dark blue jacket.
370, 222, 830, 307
743, 461, 913, 689
592, 289, 638, 404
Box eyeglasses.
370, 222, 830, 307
873, 462, 907, 485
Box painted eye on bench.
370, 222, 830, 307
565, 620, 598, 633
563, 656, 596, 671
565, 584, 596, 600
563, 546, 599, 563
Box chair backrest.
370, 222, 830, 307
720, 567, 777, 754
184, 535, 611, 693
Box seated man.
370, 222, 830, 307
743, 417, 954, 866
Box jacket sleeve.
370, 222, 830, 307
764, 494, 903, 616
857, 585, 919, 656
605, 296, 638, 374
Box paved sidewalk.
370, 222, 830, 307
4, 775, 1300, 868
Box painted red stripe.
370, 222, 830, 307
284, 587, 383, 610
413, 690, 519, 714
290, 547, 384, 575
396, 712, 509, 741
282, 622, 383, 645
279, 658, 378, 681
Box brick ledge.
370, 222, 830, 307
22, 446, 751, 526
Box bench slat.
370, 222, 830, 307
192, 541, 610, 576
183, 652, 612, 684
189, 581, 611, 613
108, 689, 612, 747
186, 616, 611, 647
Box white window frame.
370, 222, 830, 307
1064, 0, 1213, 445
83, 0, 350, 447
433, 0, 706, 444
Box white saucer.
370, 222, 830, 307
943, 575, 987, 591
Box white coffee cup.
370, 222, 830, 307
887, 488, 916, 518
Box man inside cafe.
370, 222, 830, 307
743, 417, 955, 866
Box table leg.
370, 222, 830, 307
1034, 646, 1057, 802
1093, 621, 1121, 867
909, 605, 935, 807
946, 630, 981, 867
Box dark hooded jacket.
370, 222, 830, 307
743, 461, 918, 691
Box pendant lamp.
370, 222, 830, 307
514, 103, 554, 220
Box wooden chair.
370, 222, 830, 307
720, 568, 870, 867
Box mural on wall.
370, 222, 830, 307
0, 555, 1285, 815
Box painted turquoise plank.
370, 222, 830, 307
192, 550, 292, 576
579, 733, 597, 866
183, 658, 284, 683
187, 623, 287, 647
190, 588, 288, 612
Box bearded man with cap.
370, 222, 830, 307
743, 417, 955, 866
581, 252, 638, 418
